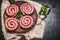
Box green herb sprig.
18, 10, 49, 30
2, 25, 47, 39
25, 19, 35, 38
39, 4, 51, 17
16, 10, 23, 19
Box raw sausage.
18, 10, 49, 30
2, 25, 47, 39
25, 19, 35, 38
20, 15, 34, 29
20, 3, 34, 15
5, 18, 18, 31
6, 4, 19, 16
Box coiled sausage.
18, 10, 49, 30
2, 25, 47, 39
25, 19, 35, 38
5, 18, 18, 31
6, 4, 19, 16
20, 15, 34, 29
20, 3, 34, 15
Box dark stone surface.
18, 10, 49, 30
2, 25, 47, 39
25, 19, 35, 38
0, 0, 60, 40
18, 35, 26, 40
32, 0, 60, 40
0, 0, 5, 40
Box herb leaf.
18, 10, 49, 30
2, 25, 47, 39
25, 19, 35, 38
16, 10, 23, 19
39, 4, 51, 17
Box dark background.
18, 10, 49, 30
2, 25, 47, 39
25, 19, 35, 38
0, 0, 60, 40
